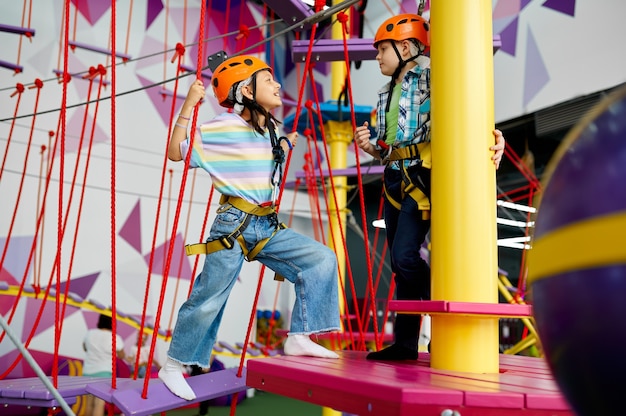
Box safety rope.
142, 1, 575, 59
15, 0, 33, 69
0, 83, 25, 182
110, 0, 119, 390
142, 0, 208, 401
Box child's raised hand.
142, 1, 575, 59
490, 129, 506, 169
184, 79, 206, 108
354, 122, 374, 154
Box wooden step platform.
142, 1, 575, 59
246, 351, 572, 416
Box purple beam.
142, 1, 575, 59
0, 60, 23, 73
180, 64, 212, 80
0, 23, 35, 37
69, 41, 132, 61
292, 38, 376, 63
262, 0, 314, 31
293, 36, 503, 62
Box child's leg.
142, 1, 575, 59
256, 226, 341, 358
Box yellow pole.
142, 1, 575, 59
321, 4, 349, 416
429, 1, 499, 373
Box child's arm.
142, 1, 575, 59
354, 121, 380, 159
490, 129, 506, 169
168, 79, 206, 161
281, 131, 298, 152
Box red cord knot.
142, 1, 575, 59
97, 64, 107, 76
40, 144, 47, 154
304, 99, 314, 110
303, 128, 312, 137
235, 24, 250, 41
337, 11, 349, 33
83, 66, 99, 80
57, 72, 71, 85
171, 42, 186, 63
10, 83, 25, 98
29, 78, 44, 90
48, 130, 55, 138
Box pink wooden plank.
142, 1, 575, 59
389, 300, 449, 314
389, 300, 532, 317
247, 356, 463, 416
246, 351, 573, 415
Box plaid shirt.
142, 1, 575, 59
375, 56, 431, 170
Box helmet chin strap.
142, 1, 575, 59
385, 41, 423, 113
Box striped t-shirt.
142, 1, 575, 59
179, 112, 275, 205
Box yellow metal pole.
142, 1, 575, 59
429, 0, 499, 373
321, 3, 350, 416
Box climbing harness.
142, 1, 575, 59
185, 125, 291, 280
184, 194, 287, 262
383, 141, 432, 220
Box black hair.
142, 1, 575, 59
97, 314, 113, 330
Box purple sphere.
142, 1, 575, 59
528, 85, 626, 416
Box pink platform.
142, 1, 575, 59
246, 351, 573, 416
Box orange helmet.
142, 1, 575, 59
211, 55, 272, 108
374, 14, 430, 49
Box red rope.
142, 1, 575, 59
109, 0, 119, 390
142, 0, 208, 400
140, 52, 185, 384
0, 83, 25, 182
0, 116, 64, 378
0, 79, 44, 324
306, 67, 362, 349
57, 67, 107, 360
124, 0, 134, 57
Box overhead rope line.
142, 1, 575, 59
0, 0, 360, 121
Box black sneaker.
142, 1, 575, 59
366, 344, 418, 361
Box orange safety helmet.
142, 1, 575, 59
211, 55, 272, 108
373, 14, 430, 49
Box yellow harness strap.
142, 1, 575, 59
384, 142, 432, 220
387, 142, 432, 169
184, 195, 287, 267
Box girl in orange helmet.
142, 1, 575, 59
160, 55, 341, 400
354, 15, 505, 361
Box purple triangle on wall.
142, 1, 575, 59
523, 28, 550, 106
542, 0, 576, 17
120, 199, 142, 253
57, 272, 100, 301
499, 17, 519, 56
147, 0, 164, 29
70, 0, 111, 26
144, 233, 192, 280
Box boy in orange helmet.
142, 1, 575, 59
354, 14, 505, 360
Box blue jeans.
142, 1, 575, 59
384, 167, 431, 351
167, 206, 341, 367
